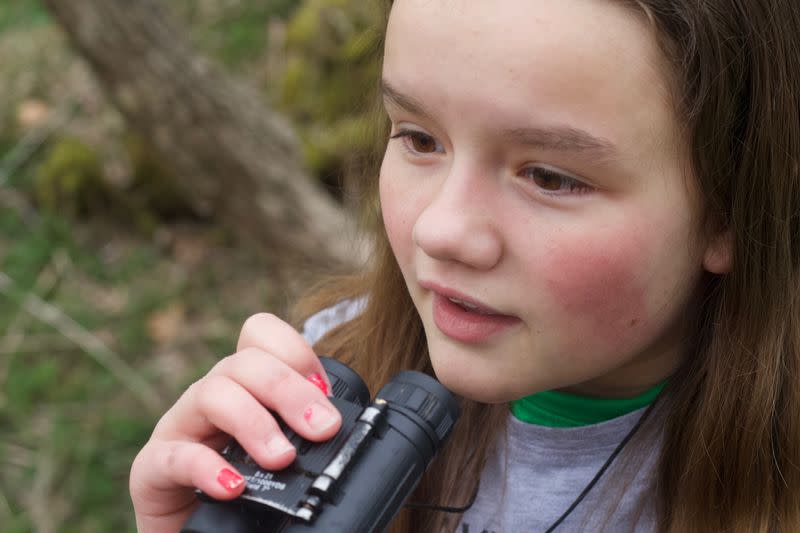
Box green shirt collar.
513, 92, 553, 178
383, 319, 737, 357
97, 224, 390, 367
510, 380, 667, 428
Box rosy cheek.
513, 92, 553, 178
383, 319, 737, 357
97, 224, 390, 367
543, 233, 649, 349
381, 197, 400, 248
379, 173, 412, 264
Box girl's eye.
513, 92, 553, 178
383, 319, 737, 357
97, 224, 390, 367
390, 130, 444, 155
519, 166, 593, 195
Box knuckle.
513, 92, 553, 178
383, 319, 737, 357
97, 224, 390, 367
235, 346, 267, 362
210, 350, 261, 382
209, 353, 237, 375
193, 375, 229, 414
244, 408, 276, 438
220, 348, 270, 377
262, 361, 295, 395
164, 440, 181, 471
197, 372, 225, 395
240, 312, 281, 338
183, 443, 207, 475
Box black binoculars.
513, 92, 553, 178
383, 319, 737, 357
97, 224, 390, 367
180, 356, 460, 533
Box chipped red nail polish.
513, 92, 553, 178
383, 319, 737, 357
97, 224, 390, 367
307, 372, 329, 395
217, 468, 244, 492
303, 401, 339, 431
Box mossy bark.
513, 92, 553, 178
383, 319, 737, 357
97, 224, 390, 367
43, 0, 359, 268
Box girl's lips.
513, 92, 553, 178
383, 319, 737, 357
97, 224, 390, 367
420, 281, 505, 314
426, 287, 521, 343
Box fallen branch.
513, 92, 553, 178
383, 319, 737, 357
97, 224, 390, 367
0, 250, 68, 404
0, 271, 163, 414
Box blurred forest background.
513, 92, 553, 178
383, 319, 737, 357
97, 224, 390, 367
0, 1, 383, 531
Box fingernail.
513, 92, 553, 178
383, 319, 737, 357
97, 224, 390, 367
307, 372, 329, 395
265, 435, 295, 457
217, 468, 244, 492
304, 401, 338, 432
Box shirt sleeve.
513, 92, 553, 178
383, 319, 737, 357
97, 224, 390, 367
300, 297, 367, 345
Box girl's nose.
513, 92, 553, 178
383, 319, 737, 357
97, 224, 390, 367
412, 169, 502, 270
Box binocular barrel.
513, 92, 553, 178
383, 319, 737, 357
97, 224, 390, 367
181, 357, 460, 533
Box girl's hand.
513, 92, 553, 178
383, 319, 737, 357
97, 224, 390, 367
129, 313, 342, 533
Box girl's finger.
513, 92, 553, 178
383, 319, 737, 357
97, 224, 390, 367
155, 348, 341, 446
208, 348, 342, 441
130, 439, 245, 514
154, 373, 297, 470
193, 373, 298, 469
130, 439, 249, 533
236, 313, 331, 392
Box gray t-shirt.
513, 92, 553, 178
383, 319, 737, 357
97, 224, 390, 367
456, 411, 658, 533
302, 303, 659, 533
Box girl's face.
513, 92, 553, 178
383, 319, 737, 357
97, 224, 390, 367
379, 0, 728, 402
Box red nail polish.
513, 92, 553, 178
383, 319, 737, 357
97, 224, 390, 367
307, 372, 329, 395
217, 468, 244, 492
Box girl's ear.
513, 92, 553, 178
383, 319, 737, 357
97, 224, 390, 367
703, 230, 732, 274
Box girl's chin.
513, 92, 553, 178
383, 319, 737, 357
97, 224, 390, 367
429, 360, 535, 404
446, 382, 526, 404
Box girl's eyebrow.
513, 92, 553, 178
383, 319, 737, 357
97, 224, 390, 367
381, 79, 618, 157
502, 127, 617, 157
381, 79, 434, 121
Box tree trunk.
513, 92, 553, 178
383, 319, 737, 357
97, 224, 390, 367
42, 0, 360, 268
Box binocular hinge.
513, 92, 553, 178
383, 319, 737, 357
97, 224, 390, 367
299, 400, 389, 520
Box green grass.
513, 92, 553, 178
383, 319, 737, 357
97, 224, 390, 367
0, 173, 276, 531
0, 2, 315, 529
0, 0, 49, 34
0, 209, 164, 531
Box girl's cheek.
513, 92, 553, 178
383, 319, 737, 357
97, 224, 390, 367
380, 162, 427, 268
380, 179, 410, 261
542, 233, 649, 349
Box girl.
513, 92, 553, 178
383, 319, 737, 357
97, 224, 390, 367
130, 0, 800, 531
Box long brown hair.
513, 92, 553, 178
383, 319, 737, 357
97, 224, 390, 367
631, 1, 800, 531
291, 1, 800, 531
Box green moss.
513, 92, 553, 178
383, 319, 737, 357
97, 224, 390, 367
302, 114, 374, 175
33, 137, 108, 217
340, 27, 382, 62
31, 133, 197, 231
286, 3, 324, 49
275, 0, 385, 187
